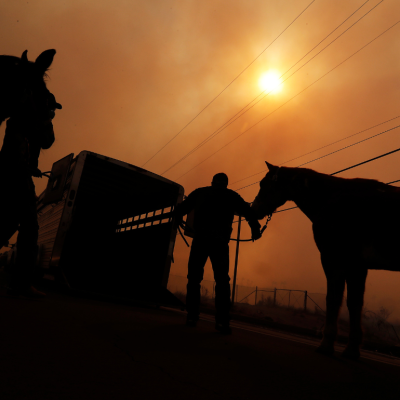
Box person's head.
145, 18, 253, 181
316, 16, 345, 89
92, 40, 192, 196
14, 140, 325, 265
211, 173, 228, 188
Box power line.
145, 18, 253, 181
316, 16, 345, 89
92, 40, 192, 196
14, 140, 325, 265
281, 0, 371, 77
140, 0, 316, 168
230, 117, 400, 187
233, 173, 400, 221
235, 144, 400, 192
331, 147, 400, 175
297, 125, 400, 168
161, 0, 379, 176
274, 176, 400, 214
174, 20, 400, 181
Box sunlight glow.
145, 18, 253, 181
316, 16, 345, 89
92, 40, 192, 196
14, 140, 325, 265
258, 71, 283, 93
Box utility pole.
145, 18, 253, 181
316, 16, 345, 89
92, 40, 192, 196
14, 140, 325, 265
304, 290, 307, 311
231, 215, 241, 304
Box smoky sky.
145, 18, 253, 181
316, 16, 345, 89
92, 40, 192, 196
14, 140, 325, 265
1, 0, 400, 320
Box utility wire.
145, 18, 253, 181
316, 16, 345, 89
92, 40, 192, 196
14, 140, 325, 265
235, 144, 400, 192
161, 0, 378, 176
281, 0, 371, 77
230, 118, 400, 187
298, 125, 400, 167
141, 0, 316, 168
275, 175, 400, 214
174, 20, 399, 181
233, 173, 400, 221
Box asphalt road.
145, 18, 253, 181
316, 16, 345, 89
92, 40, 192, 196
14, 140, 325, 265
1, 291, 399, 400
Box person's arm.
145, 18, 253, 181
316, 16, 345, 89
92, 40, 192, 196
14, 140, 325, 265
233, 192, 262, 240
174, 189, 199, 224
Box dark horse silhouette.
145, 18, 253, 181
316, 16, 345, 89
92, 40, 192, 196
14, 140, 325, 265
251, 162, 400, 359
0, 49, 61, 295
0, 49, 61, 126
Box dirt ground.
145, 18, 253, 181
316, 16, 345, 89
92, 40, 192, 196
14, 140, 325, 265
1, 287, 400, 400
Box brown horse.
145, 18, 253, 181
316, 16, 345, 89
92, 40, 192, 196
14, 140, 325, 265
251, 162, 400, 359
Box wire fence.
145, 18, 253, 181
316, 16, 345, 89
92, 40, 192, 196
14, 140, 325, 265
167, 274, 400, 343
168, 274, 326, 313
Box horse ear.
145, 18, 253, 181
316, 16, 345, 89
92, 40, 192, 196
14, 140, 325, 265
20, 50, 29, 64
265, 161, 278, 173
35, 49, 56, 74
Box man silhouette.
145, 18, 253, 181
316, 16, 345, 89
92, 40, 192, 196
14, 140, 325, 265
175, 173, 261, 334
0, 91, 60, 297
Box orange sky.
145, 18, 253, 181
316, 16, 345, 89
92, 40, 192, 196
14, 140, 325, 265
1, 0, 400, 321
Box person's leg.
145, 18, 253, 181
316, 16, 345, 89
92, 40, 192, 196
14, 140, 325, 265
11, 184, 41, 294
209, 240, 231, 330
0, 183, 20, 250
0, 214, 19, 250
186, 238, 208, 324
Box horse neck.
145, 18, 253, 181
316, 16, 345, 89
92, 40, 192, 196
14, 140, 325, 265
291, 194, 321, 223
283, 168, 334, 223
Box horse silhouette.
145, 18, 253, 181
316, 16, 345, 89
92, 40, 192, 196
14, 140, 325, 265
0, 49, 61, 294
251, 161, 400, 360
0, 49, 60, 126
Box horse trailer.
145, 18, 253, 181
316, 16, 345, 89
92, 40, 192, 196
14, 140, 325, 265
35, 151, 184, 305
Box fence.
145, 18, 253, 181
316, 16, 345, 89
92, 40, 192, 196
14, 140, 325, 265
167, 274, 326, 313
167, 274, 400, 343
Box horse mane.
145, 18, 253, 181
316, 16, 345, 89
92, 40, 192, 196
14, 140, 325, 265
280, 166, 396, 195
0, 55, 21, 68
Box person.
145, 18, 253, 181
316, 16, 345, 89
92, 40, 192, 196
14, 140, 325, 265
175, 173, 262, 334
0, 91, 60, 297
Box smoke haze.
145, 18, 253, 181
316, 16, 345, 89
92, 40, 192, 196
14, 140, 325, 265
1, 0, 399, 320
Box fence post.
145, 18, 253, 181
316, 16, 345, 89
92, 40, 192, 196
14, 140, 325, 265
304, 290, 307, 311
255, 286, 258, 306
288, 290, 291, 307
231, 216, 242, 304
273, 288, 276, 306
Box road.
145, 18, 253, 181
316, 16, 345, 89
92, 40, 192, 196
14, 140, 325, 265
1, 291, 398, 400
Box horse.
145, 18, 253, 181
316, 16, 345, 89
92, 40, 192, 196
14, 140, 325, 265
251, 161, 400, 359
0, 49, 60, 126
0, 49, 61, 295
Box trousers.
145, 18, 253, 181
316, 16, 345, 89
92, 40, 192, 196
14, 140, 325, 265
0, 176, 39, 290
186, 237, 231, 324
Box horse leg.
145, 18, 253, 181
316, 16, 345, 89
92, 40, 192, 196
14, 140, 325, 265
316, 259, 345, 356
342, 268, 368, 360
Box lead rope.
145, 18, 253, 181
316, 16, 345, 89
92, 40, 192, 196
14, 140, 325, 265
230, 213, 272, 242
260, 213, 272, 235
177, 213, 273, 246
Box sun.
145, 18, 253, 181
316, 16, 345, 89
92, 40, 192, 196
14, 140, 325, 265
258, 71, 282, 93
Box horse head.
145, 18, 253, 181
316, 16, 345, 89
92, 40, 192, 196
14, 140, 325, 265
251, 162, 291, 220
0, 49, 62, 126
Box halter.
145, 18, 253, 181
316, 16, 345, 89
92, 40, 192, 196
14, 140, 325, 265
271, 166, 280, 183
3, 90, 59, 179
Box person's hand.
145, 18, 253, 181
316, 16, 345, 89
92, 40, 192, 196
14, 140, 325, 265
172, 210, 183, 228
31, 168, 43, 178
176, 215, 183, 228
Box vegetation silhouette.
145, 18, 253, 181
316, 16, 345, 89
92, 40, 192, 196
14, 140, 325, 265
251, 161, 400, 359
